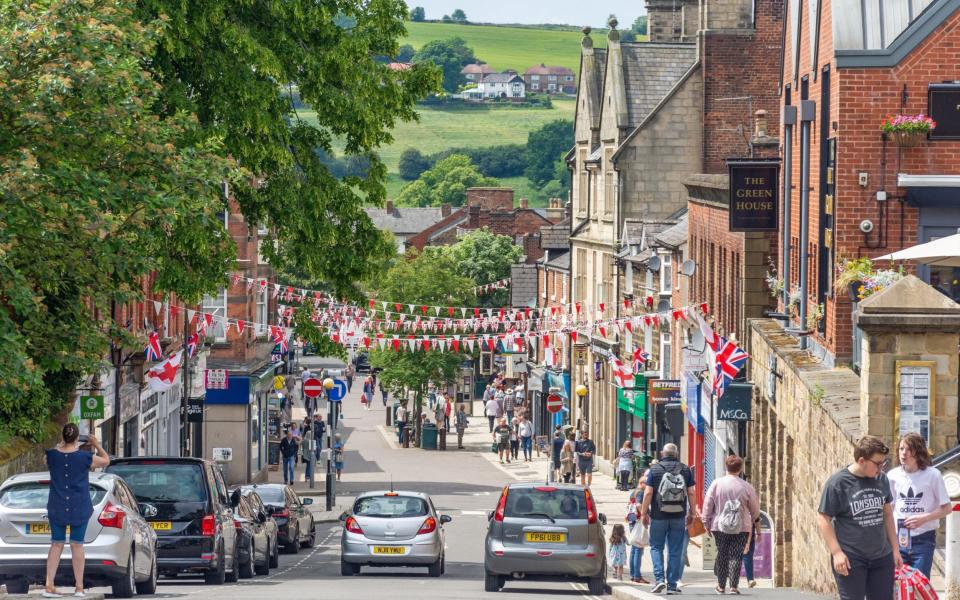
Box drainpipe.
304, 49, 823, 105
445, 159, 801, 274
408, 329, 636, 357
780, 106, 797, 310
797, 100, 816, 349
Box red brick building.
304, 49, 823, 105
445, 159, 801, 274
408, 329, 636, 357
777, 0, 960, 364
522, 64, 576, 94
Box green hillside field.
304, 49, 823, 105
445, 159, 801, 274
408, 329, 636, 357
402, 21, 606, 73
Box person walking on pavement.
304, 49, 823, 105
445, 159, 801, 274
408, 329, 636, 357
443, 393, 452, 430
493, 418, 512, 464
742, 515, 761, 589
503, 387, 515, 425
818, 435, 902, 600
434, 399, 445, 432
379, 381, 389, 407
361, 375, 374, 410
509, 419, 520, 461
701, 455, 760, 594
518, 415, 534, 462
560, 431, 576, 483
640, 443, 698, 595
279, 428, 300, 485
455, 404, 469, 449
300, 424, 315, 483
627, 473, 651, 584
888, 432, 951, 579
312, 413, 326, 461
485, 395, 501, 433
552, 430, 565, 481
43, 425, 110, 598
332, 433, 345, 481
575, 430, 596, 487
344, 363, 355, 393
615, 440, 636, 491
608, 524, 628, 581
396, 403, 409, 444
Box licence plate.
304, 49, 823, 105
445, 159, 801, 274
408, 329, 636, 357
149, 521, 172, 531
525, 532, 566, 543
372, 546, 406, 555
27, 522, 53, 535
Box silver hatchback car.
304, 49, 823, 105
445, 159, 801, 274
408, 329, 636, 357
484, 483, 607, 594
340, 491, 451, 576
0, 471, 158, 597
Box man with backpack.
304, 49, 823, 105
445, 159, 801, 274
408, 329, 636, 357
640, 443, 698, 594
701, 454, 760, 594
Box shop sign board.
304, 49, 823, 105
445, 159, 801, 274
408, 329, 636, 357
205, 369, 229, 390
717, 382, 753, 421
728, 160, 780, 231
186, 397, 204, 422
649, 379, 681, 404
79, 395, 105, 420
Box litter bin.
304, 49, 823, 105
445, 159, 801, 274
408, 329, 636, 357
420, 423, 438, 450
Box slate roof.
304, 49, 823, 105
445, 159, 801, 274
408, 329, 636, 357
461, 63, 496, 74
621, 217, 682, 249
653, 213, 689, 250
545, 250, 570, 271
524, 64, 576, 76
364, 207, 445, 235
481, 73, 524, 84
620, 43, 698, 128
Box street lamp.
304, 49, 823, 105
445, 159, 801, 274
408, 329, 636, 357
322, 377, 336, 510
575, 384, 588, 398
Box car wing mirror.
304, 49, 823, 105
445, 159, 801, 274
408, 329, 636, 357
439, 514, 452, 524
486, 510, 494, 521
338, 511, 349, 522
598, 513, 607, 525
230, 489, 241, 508
140, 503, 158, 518
302, 497, 313, 505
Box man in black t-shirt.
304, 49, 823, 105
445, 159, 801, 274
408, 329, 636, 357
640, 443, 697, 594
279, 429, 300, 485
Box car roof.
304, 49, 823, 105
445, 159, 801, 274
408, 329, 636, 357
2, 471, 121, 487
109, 456, 212, 466
506, 482, 587, 491
354, 490, 431, 501
240, 483, 286, 490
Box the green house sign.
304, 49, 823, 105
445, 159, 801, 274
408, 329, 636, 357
79, 395, 105, 420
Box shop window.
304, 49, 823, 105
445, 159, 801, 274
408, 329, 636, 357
202, 289, 228, 342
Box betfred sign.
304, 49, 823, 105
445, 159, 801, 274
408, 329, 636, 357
728, 160, 780, 231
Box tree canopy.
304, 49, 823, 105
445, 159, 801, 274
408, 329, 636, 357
443, 229, 523, 287
451, 9, 467, 22
412, 37, 478, 92
525, 119, 574, 186
409, 6, 426, 21
395, 154, 497, 207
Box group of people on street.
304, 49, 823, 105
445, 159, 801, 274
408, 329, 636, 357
482, 378, 526, 431
279, 419, 343, 484
491, 413, 536, 463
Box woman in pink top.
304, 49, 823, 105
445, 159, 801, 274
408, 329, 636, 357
701, 455, 760, 594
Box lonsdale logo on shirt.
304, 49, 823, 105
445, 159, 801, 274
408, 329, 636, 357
898, 487, 926, 514
850, 494, 885, 516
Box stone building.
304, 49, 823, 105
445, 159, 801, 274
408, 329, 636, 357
364, 201, 450, 253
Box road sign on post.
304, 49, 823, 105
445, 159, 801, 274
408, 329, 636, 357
546, 394, 563, 413
303, 377, 324, 398
327, 379, 347, 402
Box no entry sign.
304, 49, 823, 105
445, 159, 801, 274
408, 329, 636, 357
303, 377, 324, 398
546, 394, 563, 413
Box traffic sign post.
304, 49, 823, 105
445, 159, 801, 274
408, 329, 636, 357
303, 377, 324, 398
546, 394, 563, 414
327, 379, 347, 402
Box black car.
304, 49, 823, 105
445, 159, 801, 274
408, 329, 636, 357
239, 488, 280, 569
241, 484, 314, 553
229, 492, 271, 578
353, 352, 371, 373
106, 457, 240, 584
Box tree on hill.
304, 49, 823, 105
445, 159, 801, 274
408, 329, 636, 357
412, 37, 479, 92
396, 44, 416, 63
451, 9, 468, 22
525, 120, 574, 186
441, 14, 452, 22
398, 148, 431, 180
442, 229, 523, 307
632, 15, 649, 35
396, 154, 497, 207
409, 6, 426, 21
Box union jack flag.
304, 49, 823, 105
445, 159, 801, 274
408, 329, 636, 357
270, 325, 288, 352
186, 333, 199, 358
712, 335, 749, 399
632, 347, 651, 371
144, 331, 162, 362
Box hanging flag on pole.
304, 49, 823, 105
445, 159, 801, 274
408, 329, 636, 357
145, 351, 184, 392
144, 331, 162, 362
712, 336, 749, 399
186, 333, 199, 358
632, 347, 651, 372
609, 357, 632, 388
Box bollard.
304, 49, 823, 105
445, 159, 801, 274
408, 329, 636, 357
439, 429, 446, 451
947, 503, 960, 598
386, 406, 392, 427
402, 426, 410, 448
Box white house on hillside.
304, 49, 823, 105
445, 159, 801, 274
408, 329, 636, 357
475, 73, 525, 99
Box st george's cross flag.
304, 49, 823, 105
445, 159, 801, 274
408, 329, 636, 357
145, 351, 183, 392
609, 357, 633, 388
144, 331, 162, 362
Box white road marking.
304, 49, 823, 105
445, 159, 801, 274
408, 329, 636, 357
460, 510, 487, 515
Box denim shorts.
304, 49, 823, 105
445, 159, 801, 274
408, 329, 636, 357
51, 521, 88, 544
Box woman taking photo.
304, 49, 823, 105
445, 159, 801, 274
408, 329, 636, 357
887, 432, 951, 579
44, 424, 111, 598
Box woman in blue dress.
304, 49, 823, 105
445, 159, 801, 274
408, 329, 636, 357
44, 423, 111, 598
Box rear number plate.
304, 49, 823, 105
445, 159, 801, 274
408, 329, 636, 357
372, 546, 406, 555
526, 532, 565, 543
149, 521, 172, 531
27, 523, 53, 535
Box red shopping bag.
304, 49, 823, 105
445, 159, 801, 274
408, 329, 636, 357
896, 566, 938, 600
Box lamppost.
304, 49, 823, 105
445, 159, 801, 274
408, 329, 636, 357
323, 377, 336, 511
575, 384, 588, 433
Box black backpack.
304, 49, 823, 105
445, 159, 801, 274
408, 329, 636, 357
655, 462, 688, 514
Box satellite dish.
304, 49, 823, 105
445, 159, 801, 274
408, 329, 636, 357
681, 259, 696, 277
647, 256, 661, 273
656, 299, 671, 313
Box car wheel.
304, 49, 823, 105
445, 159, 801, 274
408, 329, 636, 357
111, 549, 137, 598
440, 553, 446, 575
255, 541, 270, 576
269, 538, 280, 568
588, 565, 607, 595
4, 578, 29, 594
225, 540, 240, 582
240, 539, 255, 579
286, 525, 300, 554
204, 544, 226, 585
484, 571, 503, 592
302, 524, 316, 548
340, 560, 359, 576
135, 555, 158, 595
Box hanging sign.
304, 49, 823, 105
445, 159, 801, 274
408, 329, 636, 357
717, 382, 753, 421
649, 379, 681, 404
728, 160, 780, 231
186, 397, 204, 422
205, 369, 229, 390
79, 395, 105, 420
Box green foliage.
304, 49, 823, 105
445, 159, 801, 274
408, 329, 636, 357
441, 229, 523, 307
409, 6, 426, 22
139, 0, 442, 297
451, 9, 467, 22
525, 119, 574, 186
426, 144, 527, 178
0, 0, 241, 438
412, 37, 478, 92
396, 44, 416, 63
398, 148, 431, 180
395, 155, 498, 207
631, 15, 649, 35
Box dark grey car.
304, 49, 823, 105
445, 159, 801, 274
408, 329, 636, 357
484, 483, 607, 594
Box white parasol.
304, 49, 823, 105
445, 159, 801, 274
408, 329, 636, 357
873, 233, 960, 267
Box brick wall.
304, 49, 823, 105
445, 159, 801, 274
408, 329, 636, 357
466, 187, 514, 210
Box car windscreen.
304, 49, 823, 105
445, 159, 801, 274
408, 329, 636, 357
245, 486, 284, 504
0, 482, 107, 508
353, 496, 428, 518
107, 464, 207, 503
504, 488, 588, 520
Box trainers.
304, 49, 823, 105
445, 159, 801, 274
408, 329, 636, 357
667, 588, 682, 595
651, 582, 668, 594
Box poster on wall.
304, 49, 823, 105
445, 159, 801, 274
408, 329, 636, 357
896, 361, 936, 445
727, 160, 780, 231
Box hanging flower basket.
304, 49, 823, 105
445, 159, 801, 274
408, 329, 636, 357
881, 114, 936, 147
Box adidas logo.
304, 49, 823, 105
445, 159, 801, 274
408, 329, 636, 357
898, 487, 926, 513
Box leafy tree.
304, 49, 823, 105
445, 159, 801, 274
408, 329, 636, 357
396, 44, 416, 63
443, 229, 523, 307
396, 155, 497, 207
0, 0, 240, 438
398, 148, 431, 180
427, 144, 526, 178
441, 14, 452, 22
525, 120, 574, 186
632, 15, 649, 35
138, 0, 441, 299
620, 29, 637, 42
412, 37, 478, 92
409, 6, 426, 21
451, 8, 468, 22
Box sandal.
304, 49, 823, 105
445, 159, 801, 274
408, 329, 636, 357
715, 585, 725, 594
730, 589, 741, 595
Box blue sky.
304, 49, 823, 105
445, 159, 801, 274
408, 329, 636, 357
406, 1, 645, 27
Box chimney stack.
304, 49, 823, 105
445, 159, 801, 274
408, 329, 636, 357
520, 198, 529, 209
441, 203, 452, 217
754, 109, 768, 138
385, 200, 394, 214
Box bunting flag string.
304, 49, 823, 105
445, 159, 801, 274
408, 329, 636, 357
471, 277, 511, 296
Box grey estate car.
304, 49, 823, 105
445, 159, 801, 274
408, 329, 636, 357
484, 483, 607, 594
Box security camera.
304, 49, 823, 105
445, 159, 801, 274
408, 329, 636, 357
859, 219, 874, 234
